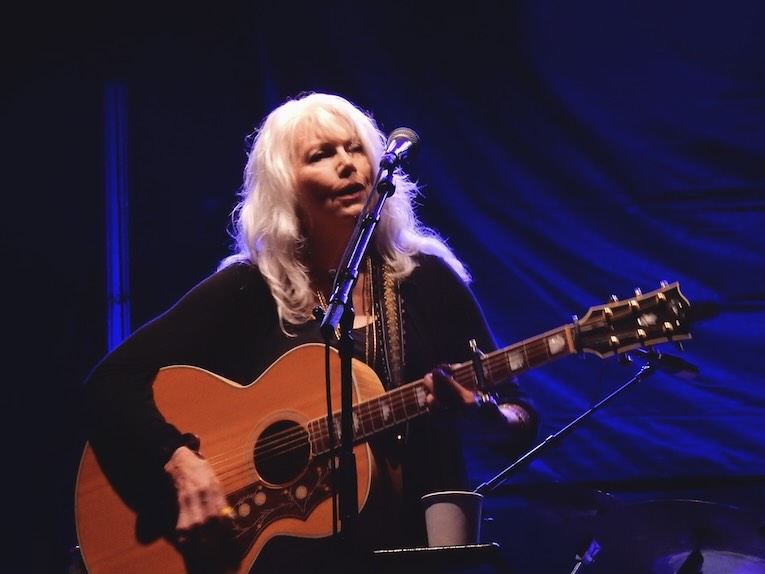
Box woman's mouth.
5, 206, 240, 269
334, 182, 366, 198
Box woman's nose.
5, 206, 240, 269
336, 148, 356, 170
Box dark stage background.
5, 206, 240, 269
4, 1, 764, 572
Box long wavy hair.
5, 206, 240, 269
219, 92, 470, 331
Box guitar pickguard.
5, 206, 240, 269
228, 454, 337, 553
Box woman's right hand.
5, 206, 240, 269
163, 445, 234, 534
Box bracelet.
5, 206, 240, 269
497, 403, 532, 427
473, 391, 498, 407
464, 393, 501, 419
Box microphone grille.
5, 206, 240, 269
387, 127, 420, 146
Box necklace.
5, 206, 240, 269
315, 257, 376, 367
314, 289, 340, 340
363, 257, 377, 368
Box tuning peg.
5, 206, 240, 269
660, 279, 668, 287
634, 287, 643, 297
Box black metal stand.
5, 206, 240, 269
474, 363, 656, 496
318, 166, 397, 542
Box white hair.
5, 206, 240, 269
219, 92, 470, 331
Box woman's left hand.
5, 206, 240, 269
422, 365, 475, 411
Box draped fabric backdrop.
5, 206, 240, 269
3, 1, 764, 572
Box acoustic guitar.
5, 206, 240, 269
75, 281, 691, 573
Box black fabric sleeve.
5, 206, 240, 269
402, 254, 539, 455
80, 263, 276, 468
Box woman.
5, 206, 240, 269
80, 92, 538, 573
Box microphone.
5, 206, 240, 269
632, 348, 700, 379
380, 127, 420, 169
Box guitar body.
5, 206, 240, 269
75, 344, 387, 574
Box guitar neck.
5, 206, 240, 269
308, 323, 576, 455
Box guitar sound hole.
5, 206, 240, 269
254, 420, 310, 486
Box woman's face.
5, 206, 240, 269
291, 118, 373, 237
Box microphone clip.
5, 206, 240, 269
630, 347, 700, 379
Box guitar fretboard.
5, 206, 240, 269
307, 324, 576, 455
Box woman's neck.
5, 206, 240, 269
304, 233, 352, 279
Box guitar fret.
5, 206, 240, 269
507, 345, 526, 373
390, 387, 410, 424
359, 399, 381, 436
378, 396, 395, 426
391, 387, 406, 421
382, 405, 395, 427
410, 384, 429, 417
309, 418, 329, 456
483, 357, 497, 384
308, 419, 319, 454
366, 396, 386, 433
356, 404, 370, 437
527, 339, 546, 367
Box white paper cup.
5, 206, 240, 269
421, 490, 483, 547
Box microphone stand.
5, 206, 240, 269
319, 164, 397, 546
474, 362, 656, 496
470, 363, 657, 573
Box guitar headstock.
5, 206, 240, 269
574, 281, 691, 358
